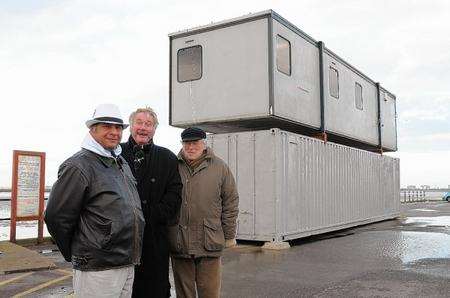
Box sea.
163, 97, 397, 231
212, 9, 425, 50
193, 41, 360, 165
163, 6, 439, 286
0, 192, 50, 241
0, 189, 446, 241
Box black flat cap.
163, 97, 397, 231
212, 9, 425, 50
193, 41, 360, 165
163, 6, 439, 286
181, 127, 206, 141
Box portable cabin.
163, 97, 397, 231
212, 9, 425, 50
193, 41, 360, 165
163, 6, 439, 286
169, 10, 397, 152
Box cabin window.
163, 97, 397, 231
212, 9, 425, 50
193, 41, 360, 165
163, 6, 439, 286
329, 66, 339, 98
177, 45, 202, 83
355, 82, 363, 110
276, 35, 291, 76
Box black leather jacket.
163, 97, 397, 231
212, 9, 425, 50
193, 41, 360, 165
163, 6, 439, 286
45, 149, 145, 271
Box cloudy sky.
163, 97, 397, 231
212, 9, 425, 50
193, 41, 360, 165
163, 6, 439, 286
1, 0, 449, 188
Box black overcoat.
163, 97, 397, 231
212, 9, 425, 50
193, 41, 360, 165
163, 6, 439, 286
121, 136, 182, 298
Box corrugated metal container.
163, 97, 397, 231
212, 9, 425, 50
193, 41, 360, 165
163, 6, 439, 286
170, 10, 398, 152
207, 129, 400, 242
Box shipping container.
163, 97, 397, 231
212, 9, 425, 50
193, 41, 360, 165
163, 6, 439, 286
207, 129, 400, 243
170, 10, 397, 152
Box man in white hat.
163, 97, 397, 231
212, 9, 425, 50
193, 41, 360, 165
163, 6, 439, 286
45, 103, 145, 298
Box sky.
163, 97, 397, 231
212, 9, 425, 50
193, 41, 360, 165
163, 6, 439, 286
0, 0, 449, 188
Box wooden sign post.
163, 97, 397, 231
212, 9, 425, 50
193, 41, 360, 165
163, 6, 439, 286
10, 150, 46, 243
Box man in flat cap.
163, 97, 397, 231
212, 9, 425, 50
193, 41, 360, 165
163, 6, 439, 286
45, 103, 145, 297
169, 127, 239, 298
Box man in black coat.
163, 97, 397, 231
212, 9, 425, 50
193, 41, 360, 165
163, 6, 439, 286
121, 107, 182, 298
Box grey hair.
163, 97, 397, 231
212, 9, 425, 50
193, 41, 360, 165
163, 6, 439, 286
181, 139, 208, 146
129, 107, 159, 128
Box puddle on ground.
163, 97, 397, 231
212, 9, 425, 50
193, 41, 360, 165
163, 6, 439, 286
403, 216, 450, 227
376, 231, 450, 264
404, 258, 450, 279
368, 231, 450, 277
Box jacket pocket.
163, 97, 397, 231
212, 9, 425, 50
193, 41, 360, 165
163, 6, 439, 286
203, 218, 225, 252
79, 215, 113, 251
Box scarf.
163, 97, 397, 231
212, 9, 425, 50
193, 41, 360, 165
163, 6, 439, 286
183, 150, 207, 171
81, 133, 122, 158
130, 137, 153, 171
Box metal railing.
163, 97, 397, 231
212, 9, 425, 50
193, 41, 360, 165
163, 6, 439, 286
400, 190, 426, 203
0, 196, 48, 221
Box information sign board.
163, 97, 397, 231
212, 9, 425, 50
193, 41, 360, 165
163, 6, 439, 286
10, 150, 46, 243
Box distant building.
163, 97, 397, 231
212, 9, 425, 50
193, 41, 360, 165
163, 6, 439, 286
420, 185, 430, 189
407, 185, 417, 189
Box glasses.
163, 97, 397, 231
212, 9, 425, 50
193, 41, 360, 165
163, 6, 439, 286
133, 120, 154, 128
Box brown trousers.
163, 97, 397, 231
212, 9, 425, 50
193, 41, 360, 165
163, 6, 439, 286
171, 257, 221, 298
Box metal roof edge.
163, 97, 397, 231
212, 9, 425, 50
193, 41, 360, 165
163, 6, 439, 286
379, 86, 397, 99
324, 47, 396, 100
168, 10, 273, 37
270, 10, 318, 46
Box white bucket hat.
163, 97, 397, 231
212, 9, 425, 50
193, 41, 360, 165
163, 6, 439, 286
85, 104, 129, 129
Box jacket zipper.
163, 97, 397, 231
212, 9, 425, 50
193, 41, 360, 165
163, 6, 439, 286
115, 158, 140, 264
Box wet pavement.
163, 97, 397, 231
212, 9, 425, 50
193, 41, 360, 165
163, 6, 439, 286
221, 201, 450, 297
0, 201, 449, 297
0, 241, 56, 274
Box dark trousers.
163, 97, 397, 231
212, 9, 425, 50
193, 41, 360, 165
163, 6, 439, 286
171, 257, 221, 298
132, 264, 170, 298
132, 235, 171, 298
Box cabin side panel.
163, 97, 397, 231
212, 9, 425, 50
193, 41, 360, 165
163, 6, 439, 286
322, 53, 379, 146
380, 91, 398, 151
171, 18, 270, 126
271, 19, 321, 129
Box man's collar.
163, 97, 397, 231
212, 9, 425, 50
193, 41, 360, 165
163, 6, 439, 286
82, 149, 117, 168
98, 155, 115, 167
177, 147, 213, 161
128, 135, 153, 153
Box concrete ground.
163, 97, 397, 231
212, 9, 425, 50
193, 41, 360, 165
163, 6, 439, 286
222, 201, 450, 297
0, 201, 449, 297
